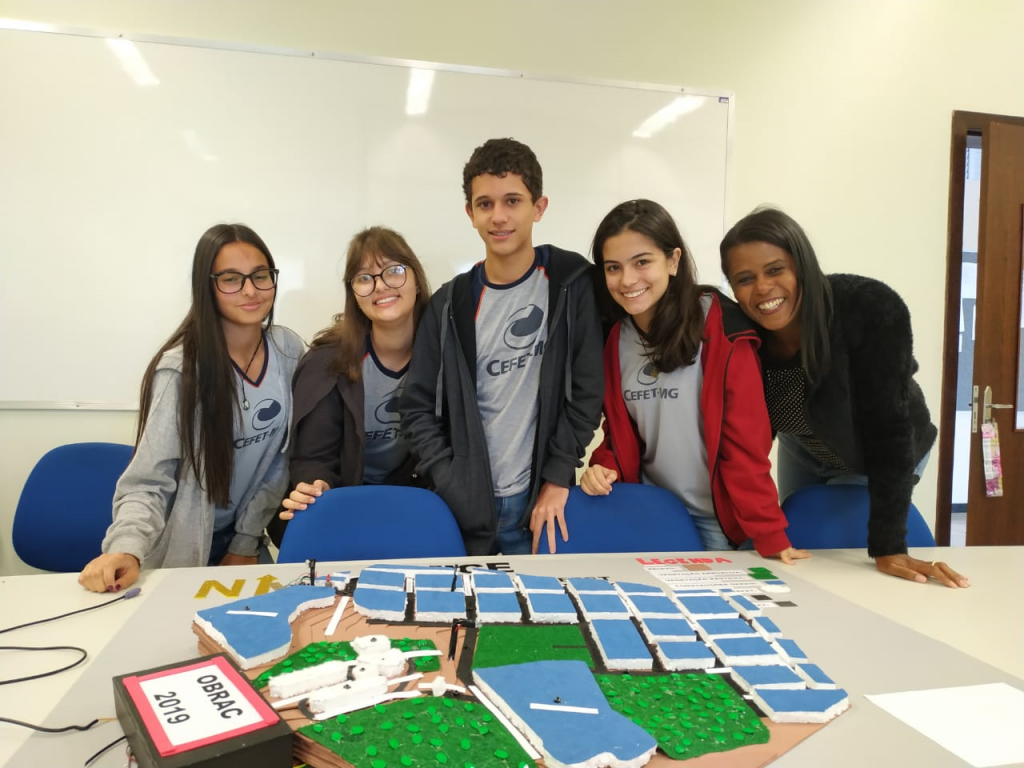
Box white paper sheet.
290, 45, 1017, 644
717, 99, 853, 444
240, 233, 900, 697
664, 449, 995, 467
866, 683, 1024, 767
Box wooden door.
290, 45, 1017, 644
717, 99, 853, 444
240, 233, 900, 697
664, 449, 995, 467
967, 121, 1024, 544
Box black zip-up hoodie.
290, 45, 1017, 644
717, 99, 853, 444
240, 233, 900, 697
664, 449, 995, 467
400, 245, 604, 554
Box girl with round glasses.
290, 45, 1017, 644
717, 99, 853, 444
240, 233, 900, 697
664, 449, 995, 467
79, 224, 304, 592
270, 227, 432, 542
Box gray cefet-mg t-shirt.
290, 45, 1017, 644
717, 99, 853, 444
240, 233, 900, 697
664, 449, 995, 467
473, 251, 549, 497
618, 297, 714, 522
361, 342, 411, 484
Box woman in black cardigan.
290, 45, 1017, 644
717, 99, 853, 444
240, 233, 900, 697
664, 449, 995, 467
720, 207, 967, 588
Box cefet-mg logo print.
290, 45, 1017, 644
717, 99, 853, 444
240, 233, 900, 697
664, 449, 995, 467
637, 361, 659, 386
236, 398, 283, 448
503, 305, 544, 350
374, 388, 402, 425
251, 398, 282, 430
485, 304, 546, 377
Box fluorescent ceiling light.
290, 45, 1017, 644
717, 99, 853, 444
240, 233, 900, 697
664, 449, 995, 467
105, 38, 159, 87
0, 18, 57, 32
632, 95, 704, 139
406, 68, 435, 116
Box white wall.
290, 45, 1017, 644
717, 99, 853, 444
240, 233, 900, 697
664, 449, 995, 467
4, 0, 1024, 574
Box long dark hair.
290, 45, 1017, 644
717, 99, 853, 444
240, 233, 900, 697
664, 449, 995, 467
720, 206, 832, 383
137, 223, 276, 506
312, 226, 432, 381
591, 199, 705, 372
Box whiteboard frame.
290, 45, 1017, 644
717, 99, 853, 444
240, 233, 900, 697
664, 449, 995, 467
0, 19, 735, 411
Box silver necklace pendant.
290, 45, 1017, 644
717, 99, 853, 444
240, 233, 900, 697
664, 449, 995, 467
242, 397, 250, 410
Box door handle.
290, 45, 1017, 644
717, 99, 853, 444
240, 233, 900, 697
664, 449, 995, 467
983, 385, 1013, 424
972, 385, 1014, 432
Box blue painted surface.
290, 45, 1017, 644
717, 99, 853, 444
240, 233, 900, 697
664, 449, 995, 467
590, 620, 651, 662
615, 581, 663, 594
474, 660, 656, 764
656, 641, 715, 661
471, 570, 515, 590
799, 663, 835, 687
775, 638, 809, 662
757, 687, 848, 714
195, 585, 336, 660
567, 577, 616, 592
528, 591, 577, 617
416, 571, 464, 590
731, 665, 804, 688
675, 595, 738, 617
357, 568, 407, 588
476, 590, 523, 617
728, 594, 761, 615
518, 574, 564, 592
578, 592, 630, 615
641, 618, 695, 640
714, 636, 779, 660
628, 594, 683, 616
313, 571, 350, 588
694, 618, 757, 637
353, 584, 408, 615
415, 589, 467, 618
753, 617, 782, 636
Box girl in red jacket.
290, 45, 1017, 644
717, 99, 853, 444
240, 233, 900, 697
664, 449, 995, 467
581, 199, 807, 562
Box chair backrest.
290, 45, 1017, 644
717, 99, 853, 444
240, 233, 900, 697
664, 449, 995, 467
13, 442, 134, 572
781, 483, 936, 549
535, 484, 705, 554
276, 486, 468, 563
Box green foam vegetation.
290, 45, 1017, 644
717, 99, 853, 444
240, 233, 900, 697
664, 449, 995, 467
595, 672, 770, 760
747, 567, 777, 581
298, 695, 535, 768
471, 625, 593, 670
255, 638, 440, 689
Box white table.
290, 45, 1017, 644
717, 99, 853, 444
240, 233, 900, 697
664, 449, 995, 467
0, 547, 1020, 767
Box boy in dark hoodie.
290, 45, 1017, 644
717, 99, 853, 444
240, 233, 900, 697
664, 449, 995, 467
401, 138, 603, 555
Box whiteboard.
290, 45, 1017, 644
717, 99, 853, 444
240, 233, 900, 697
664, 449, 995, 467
0, 26, 732, 407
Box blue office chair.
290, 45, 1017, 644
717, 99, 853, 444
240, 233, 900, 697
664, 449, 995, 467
781, 483, 936, 549
535, 484, 705, 554
13, 442, 133, 572
276, 486, 468, 563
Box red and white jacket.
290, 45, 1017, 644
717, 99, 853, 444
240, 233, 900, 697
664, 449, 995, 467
590, 292, 791, 556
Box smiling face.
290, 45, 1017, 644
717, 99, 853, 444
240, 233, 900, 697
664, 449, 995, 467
211, 241, 275, 331
600, 229, 680, 332
351, 254, 419, 330
725, 241, 802, 336
466, 172, 548, 271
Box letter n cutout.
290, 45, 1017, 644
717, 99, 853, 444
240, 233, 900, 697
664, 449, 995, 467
194, 579, 245, 599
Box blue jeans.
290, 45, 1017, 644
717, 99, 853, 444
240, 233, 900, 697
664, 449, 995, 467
208, 526, 272, 566
491, 488, 532, 555
777, 433, 930, 502
691, 514, 732, 551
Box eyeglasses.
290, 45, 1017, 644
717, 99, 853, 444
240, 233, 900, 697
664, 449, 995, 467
210, 268, 279, 294
351, 264, 408, 297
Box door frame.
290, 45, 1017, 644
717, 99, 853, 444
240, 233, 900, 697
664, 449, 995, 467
938, 110, 1024, 545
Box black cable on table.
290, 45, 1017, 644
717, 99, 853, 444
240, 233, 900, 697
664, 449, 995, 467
0, 715, 104, 733
0, 586, 144, 760
0, 587, 141, 636
0, 644, 88, 685
83, 734, 127, 766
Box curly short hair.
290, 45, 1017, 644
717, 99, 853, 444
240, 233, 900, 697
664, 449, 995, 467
462, 138, 543, 204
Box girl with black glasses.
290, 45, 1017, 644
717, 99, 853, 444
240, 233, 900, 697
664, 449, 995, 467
79, 224, 304, 592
